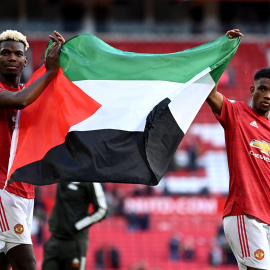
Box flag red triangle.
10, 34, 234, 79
8, 65, 101, 180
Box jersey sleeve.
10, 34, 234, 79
74, 182, 107, 231
214, 95, 239, 130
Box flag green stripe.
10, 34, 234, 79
55, 34, 240, 83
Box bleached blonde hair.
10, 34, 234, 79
0, 30, 29, 51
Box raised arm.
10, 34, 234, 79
206, 29, 243, 114
206, 83, 224, 115
0, 31, 65, 109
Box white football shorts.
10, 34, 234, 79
223, 215, 270, 270
0, 189, 34, 254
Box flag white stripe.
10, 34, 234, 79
170, 72, 215, 133
70, 68, 214, 134
71, 80, 184, 132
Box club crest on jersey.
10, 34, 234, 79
71, 258, 80, 267
14, 224, 24, 234
254, 249, 264, 260
250, 139, 270, 156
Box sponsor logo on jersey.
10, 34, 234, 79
250, 121, 258, 128
250, 139, 270, 156
254, 249, 265, 260
14, 224, 24, 234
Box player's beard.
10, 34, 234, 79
5, 72, 20, 80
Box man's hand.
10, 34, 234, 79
0, 32, 66, 109
49, 31, 65, 44
45, 31, 65, 74
226, 29, 244, 38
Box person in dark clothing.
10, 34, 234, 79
95, 244, 120, 269
169, 233, 181, 261
42, 182, 107, 270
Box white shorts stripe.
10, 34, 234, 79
0, 197, 9, 232
0, 201, 4, 232
224, 215, 270, 270
242, 216, 250, 258
237, 215, 250, 258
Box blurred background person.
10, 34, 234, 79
94, 243, 120, 269
168, 233, 181, 261
42, 182, 107, 270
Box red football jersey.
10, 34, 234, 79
215, 96, 270, 224
0, 82, 34, 199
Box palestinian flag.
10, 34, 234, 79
7, 34, 240, 186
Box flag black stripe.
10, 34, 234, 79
9, 104, 184, 186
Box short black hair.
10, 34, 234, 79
254, 67, 270, 81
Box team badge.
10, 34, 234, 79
254, 249, 264, 260
14, 224, 24, 234
71, 258, 80, 268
